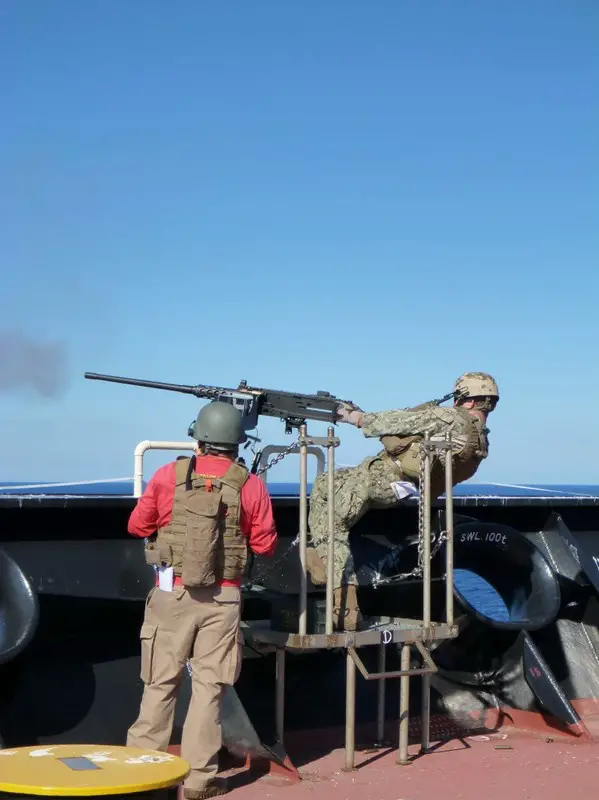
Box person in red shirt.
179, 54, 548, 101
126, 401, 277, 800
128, 449, 278, 581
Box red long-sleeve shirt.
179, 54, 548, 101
128, 454, 278, 587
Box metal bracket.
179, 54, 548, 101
298, 435, 340, 448
347, 640, 438, 680
420, 439, 454, 453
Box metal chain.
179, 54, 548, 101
245, 530, 301, 588
372, 531, 447, 586
416, 442, 426, 573
373, 548, 449, 586
254, 440, 300, 475
247, 437, 451, 590
371, 443, 446, 587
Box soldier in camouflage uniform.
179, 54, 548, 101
306, 372, 499, 632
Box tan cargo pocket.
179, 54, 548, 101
397, 443, 421, 481
182, 492, 223, 587
139, 622, 157, 685
232, 628, 243, 684
221, 628, 243, 686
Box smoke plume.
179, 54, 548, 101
0, 330, 69, 397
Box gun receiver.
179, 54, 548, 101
84, 372, 356, 433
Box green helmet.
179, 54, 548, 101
190, 401, 247, 450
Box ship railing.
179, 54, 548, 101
132, 440, 325, 496
133, 440, 197, 497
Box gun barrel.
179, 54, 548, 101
84, 372, 201, 396
84, 372, 349, 428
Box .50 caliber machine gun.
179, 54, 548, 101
84, 372, 359, 434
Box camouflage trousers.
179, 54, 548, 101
307, 453, 406, 588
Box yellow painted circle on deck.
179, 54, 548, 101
0, 745, 190, 796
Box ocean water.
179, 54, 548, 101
454, 568, 510, 622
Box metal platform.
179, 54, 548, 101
242, 617, 459, 650
239, 425, 460, 770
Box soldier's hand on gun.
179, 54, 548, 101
336, 402, 364, 427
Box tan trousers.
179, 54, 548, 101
126, 583, 243, 795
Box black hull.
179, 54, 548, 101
2, 489, 599, 751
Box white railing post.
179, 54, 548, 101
133, 440, 197, 497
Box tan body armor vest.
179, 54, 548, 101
380, 405, 488, 498
144, 457, 249, 587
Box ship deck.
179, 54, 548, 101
220, 730, 599, 800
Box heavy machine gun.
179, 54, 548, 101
84, 372, 358, 434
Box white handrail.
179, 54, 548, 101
133, 440, 197, 497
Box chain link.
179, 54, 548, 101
247, 436, 450, 590
412, 440, 449, 574
371, 442, 447, 587
372, 530, 447, 586
254, 440, 300, 475
245, 539, 301, 589
416, 441, 426, 574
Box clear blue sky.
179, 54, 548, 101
1, 0, 597, 484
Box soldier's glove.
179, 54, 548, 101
336, 402, 364, 427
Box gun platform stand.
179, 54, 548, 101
244, 426, 460, 770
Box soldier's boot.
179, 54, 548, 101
333, 585, 363, 632
306, 543, 327, 585
181, 777, 229, 799
306, 547, 362, 630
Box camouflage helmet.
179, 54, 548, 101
454, 372, 499, 402
190, 401, 247, 450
